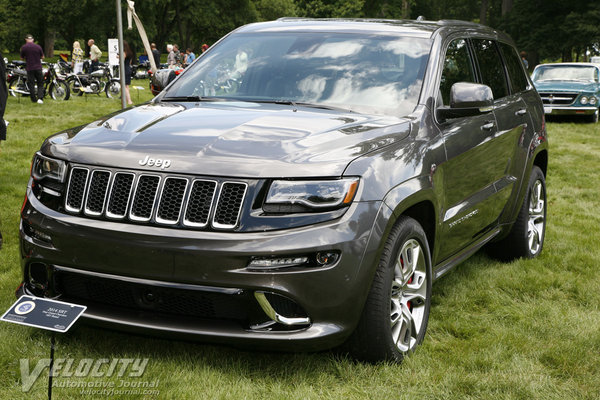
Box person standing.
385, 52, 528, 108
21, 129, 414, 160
72, 41, 84, 74
88, 39, 102, 72
123, 41, 134, 106
20, 34, 45, 104
1, 51, 7, 141
173, 44, 182, 67
151, 43, 160, 68
184, 48, 195, 66
0, 53, 5, 248
166, 44, 176, 68
520, 51, 529, 71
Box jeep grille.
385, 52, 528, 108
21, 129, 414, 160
65, 166, 247, 230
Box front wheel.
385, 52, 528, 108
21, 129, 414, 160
49, 81, 70, 101
346, 216, 432, 363
105, 79, 121, 98
487, 165, 546, 260
8, 76, 29, 97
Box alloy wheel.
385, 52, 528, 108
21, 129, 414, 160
527, 179, 545, 255
390, 238, 428, 353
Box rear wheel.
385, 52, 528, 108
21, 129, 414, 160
347, 216, 432, 362
49, 81, 70, 101
487, 165, 546, 260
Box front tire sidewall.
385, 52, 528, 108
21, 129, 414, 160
349, 216, 432, 362
383, 220, 432, 359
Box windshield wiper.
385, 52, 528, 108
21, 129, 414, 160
161, 95, 203, 102
251, 99, 354, 113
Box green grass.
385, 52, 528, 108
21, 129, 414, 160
1, 97, 599, 399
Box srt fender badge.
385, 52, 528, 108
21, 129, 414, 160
139, 155, 171, 169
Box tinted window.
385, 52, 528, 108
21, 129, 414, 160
499, 42, 529, 93
165, 33, 432, 116
440, 39, 476, 106
472, 39, 508, 99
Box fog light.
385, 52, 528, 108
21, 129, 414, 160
315, 252, 340, 266
248, 256, 309, 270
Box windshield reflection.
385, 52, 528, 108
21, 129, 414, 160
164, 33, 431, 116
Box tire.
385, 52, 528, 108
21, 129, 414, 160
49, 81, 70, 101
487, 165, 546, 260
105, 80, 121, 98
66, 76, 83, 96
346, 216, 432, 363
8, 76, 28, 97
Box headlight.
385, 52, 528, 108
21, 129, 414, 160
581, 96, 589, 105
590, 97, 598, 105
264, 178, 359, 212
31, 152, 67, 182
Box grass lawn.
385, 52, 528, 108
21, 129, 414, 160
0, 93, 599, 399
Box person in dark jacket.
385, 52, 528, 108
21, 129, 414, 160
0, 51, 6, 249
1, 51, 7, 141
20, 34, 45, 104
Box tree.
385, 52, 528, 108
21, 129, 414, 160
255, 0, 298, 21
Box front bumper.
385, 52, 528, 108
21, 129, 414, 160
19, 189, 389, 351
543, 105, 598, 115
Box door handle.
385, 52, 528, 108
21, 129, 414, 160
515, 109, 527, 116
480, 122, 495, 131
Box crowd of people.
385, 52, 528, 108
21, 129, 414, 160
8, 34, 211, 109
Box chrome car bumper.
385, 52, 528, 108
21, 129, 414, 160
543, 105, 598, 115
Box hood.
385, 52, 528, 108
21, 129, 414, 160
533, 80, 599, 93
43, 101, 410, 178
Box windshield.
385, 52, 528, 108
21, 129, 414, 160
163, 32, 432, 116
532, 65, 599, 82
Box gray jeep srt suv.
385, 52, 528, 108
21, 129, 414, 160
19, 18, 548, 362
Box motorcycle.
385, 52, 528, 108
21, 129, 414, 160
7, 61, 71, 101
65, 61, 104, 96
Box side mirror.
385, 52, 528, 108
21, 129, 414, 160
437, 82, 494, 121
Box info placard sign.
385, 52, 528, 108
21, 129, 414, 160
1, 295, 86, 333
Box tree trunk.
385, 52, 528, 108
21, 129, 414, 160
402, 0, 410, 18
501, 0, 513, 16
44, 30, 56, 58
480, 0, 489, 25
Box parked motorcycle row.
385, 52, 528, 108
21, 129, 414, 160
3, 58, 156, 101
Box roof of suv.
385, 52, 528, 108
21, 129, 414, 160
235, 17, 498, 39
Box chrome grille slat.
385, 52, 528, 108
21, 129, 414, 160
129, 175, 161, 222
183, 180, 217, 227
106, 173, 135, 219
65, 166, 245, 230
156, 177, 189, 225
65, 167, 89, 212
213, 182, 247, 229
84, 170, 111, 216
